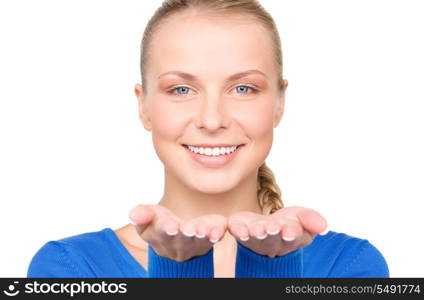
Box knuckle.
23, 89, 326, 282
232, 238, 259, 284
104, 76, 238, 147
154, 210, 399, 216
179, 220, 190, 230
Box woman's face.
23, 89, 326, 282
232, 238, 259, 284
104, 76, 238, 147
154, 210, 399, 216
135, 12, 287, 194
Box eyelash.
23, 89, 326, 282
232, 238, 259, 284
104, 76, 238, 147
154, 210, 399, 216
166, 84, 258, 96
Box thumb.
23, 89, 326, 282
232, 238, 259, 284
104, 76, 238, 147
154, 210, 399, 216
297, 208, 328, 235
128, 204, 155, 235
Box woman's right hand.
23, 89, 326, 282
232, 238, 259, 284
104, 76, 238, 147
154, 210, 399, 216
128, 204, 227, 262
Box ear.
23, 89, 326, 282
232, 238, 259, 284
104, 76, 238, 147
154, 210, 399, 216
134, 83, 152, 131
273, 79, 288, 128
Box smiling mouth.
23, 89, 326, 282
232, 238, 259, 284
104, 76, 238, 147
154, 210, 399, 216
182, 144, 244, 156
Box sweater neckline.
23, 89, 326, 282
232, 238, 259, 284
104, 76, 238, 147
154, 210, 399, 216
102, 227, 147, 274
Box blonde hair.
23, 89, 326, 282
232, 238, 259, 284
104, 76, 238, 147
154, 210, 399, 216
140, 0, 286, 215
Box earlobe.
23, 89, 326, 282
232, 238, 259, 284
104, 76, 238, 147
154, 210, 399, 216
134, 83, 153, 131
273, 107, 284, 128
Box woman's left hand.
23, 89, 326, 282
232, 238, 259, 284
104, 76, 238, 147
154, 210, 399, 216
227, 206, 328, 258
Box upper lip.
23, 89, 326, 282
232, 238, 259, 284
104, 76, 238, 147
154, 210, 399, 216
183, 143, 244, 148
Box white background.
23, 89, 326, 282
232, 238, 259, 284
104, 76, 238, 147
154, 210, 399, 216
0, 0, 423, 277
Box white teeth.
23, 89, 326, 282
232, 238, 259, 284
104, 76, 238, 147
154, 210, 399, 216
187, 145, 239, 156
212, 148, 220, 156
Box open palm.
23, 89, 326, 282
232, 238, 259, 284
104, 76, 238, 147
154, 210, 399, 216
227, 206, 328, 257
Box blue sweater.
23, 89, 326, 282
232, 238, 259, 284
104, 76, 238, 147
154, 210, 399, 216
27, 228, 389, 278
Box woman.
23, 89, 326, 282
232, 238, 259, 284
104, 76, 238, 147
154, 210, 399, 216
27, 0, 389, 278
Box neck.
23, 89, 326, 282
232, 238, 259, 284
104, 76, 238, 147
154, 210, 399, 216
158, 168, 262, 220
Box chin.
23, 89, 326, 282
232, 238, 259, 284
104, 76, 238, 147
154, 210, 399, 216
189, 174, 241, 194
192, 184, 235, 195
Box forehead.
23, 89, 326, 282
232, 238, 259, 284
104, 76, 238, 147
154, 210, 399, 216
148, 12, 275, 78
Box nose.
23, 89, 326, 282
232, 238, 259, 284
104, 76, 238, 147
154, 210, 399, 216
195, 94, 230, 131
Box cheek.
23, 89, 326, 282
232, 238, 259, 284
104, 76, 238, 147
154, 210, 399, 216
149, 100, 189, 165
236, 101, 275, 166
150, 100, 187, 140
235, 101, 274, 141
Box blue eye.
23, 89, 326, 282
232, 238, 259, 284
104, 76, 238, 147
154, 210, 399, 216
167, 85, 258, 96
169, 86, 191, 95
235, 85, 257, 94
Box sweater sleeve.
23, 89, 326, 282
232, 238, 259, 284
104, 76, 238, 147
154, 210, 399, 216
147, 244, 214, 278
332, 240, 390, 278
27, 241, 96, 278
235, 242, 303, 278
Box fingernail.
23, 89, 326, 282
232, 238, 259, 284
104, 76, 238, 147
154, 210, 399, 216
210, 238, 219, 243
240, 236, 250, 241
129, 219, 137, 226
195, 233, 205, 239
319, 228, 329, 236
266, 229, 280, 235
166, 230, 178, 236
256, 233, 267, 240
182, 231, 195, 237
282, 235, 295, 242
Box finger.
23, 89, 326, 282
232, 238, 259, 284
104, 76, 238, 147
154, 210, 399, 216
265, 220, 281, 236
248, 220, 268, 240
194, 221, 208, 239
156, 216, 180, 238
228, 216, 249, 240
129, 205, 155, 235
260, 220, 283, 250
195, 214, 226, 243
296, 208, 328, 234
280, 220, 303, 242
179, 220, 196, 238
228, 221, 250, 241
204, 214, 227, 229
209, 225, 226, 243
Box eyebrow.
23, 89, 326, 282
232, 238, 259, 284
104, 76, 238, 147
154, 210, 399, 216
157, 69, 267, 82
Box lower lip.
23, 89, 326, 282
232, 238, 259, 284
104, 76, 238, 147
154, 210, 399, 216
183, 145, 244, 168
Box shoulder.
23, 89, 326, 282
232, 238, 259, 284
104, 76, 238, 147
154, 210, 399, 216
27, 228, 111, 278
303, 230, 389, 277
